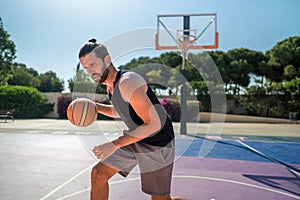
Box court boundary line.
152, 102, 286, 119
39, 161, 98, 200
56, 175, 300, 200
39, 137, 300, 200
236, 140, 300, 176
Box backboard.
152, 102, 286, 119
155, 13, 218, 50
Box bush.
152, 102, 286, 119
161, 98, 181, 122
95, 98, 114, 120
57, 96, 201, 122
161, 98, 201, 122
0, 85, 53, 118
57, 95, 72, 119
56, 95, 113, 120
187, 101, 201, 122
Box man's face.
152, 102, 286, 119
80, 51, 108, 84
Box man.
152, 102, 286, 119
79, 39, 175, 200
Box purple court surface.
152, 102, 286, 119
106, 138, 300, 200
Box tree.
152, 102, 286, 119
266, 36, 300, 82
120, 54, 183, 95
68, 69, 106, 93
121, 56, 153, 70
229, 59, 252, 94
159, 52, 182, 68
265, 77, 300, 116
209, 51, 231, 89
38, 71, 64, 92
284, 64, 297, 80
8, 63, 41, 88
0, 18, 16, 85
226, 48, 256, 94
283, 77, 300, 113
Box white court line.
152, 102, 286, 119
52, 131, 70, 135
77, 132, 92, 135
113, 132, 121, 136
39, 161, 98, 200
236, 140, 300, 176
57, 178, 141, 200
56, 175, 300, 200
27, 130, 45, 134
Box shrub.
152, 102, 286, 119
161, 98, 181, 122
57, 95, 72, 119
95, 98, 114, 120
161, 98, 201, 122
187, 101, 201, 122
56, 95, 113, 120
39, 102, 54, 117
0, 85, 52, 118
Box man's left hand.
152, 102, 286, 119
93, 142, 118, 161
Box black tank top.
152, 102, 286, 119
109, 70, 174, 146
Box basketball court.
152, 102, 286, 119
0, 119, 299, 200
1, 12, 299, 200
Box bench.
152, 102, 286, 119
0, 109, 15, 123
289, 112, 298, 124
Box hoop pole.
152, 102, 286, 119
180, 16, 190, 135
183, 16, 190, 36
180, 50, 187, 135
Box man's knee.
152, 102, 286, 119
91, 163, 118, 183
91, 164, 109, 183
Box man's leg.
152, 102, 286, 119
152, 196, 187, 200
151, 195, 171, 200
90, 162, 119, 200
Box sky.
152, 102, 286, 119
0, 0, 299, 91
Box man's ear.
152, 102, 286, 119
104, 55, 111, 68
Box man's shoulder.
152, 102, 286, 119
118, 71, 147, 101
119, 71, 146, 86
121, 71, 144, 80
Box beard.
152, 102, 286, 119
92, 68, 109, 84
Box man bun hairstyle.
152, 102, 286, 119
78, 38, 109, 60
88, 38, 97, 43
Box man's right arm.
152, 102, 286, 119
95, 103, 120, 118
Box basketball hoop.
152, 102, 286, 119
176, 29, 197, 51
155, 13, 219, 135
155, 13, 219, 50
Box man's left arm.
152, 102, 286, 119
112, 84, 162, 147
93, 77, 162, 160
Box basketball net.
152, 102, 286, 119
177, 30, 197, 60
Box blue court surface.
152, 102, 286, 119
0, 125, 299, 200
176, 137, 300, 164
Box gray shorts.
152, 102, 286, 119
102, 140, 175, 196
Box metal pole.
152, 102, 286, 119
180, 16, 190, 135
180, 51, 187, 135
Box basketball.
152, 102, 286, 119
67, 98, 98, 127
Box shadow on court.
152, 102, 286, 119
0, 120, 299, 200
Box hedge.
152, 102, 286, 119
161, 98, 202, 122
57, 96, 201, 122
57, 95, 113, 120
0, 85, 53, 118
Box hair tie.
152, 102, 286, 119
88, 38, 97, 43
